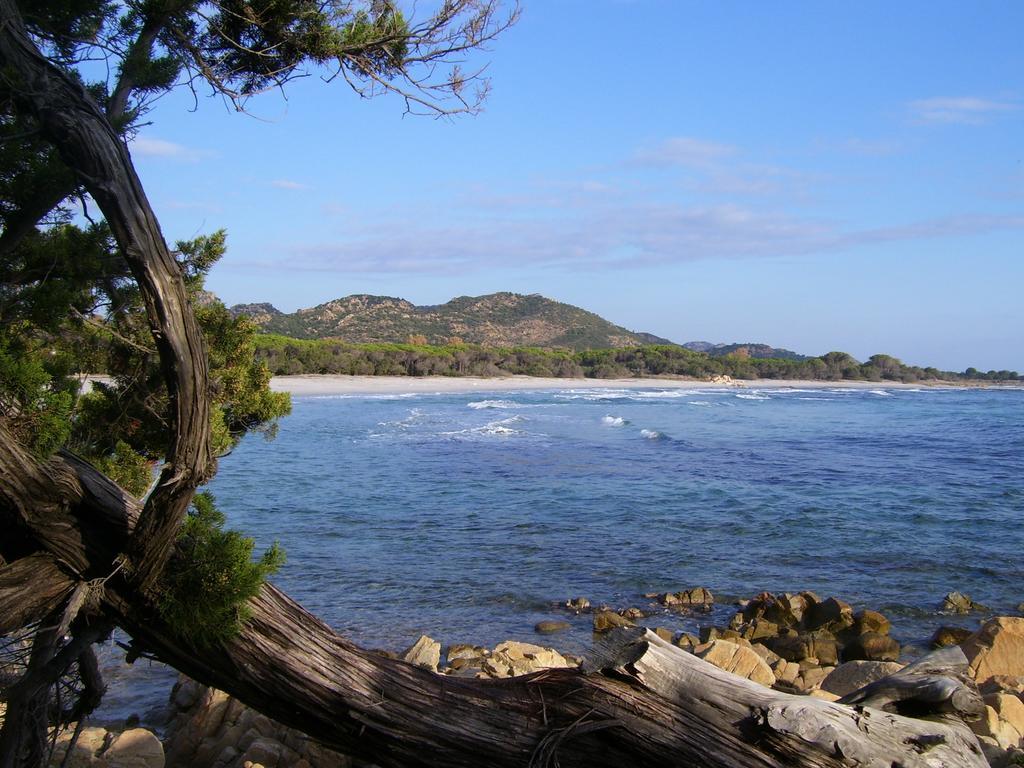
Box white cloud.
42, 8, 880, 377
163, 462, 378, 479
271, 179, 309, 191
633, 136, 737, 168
908, 97, 1018, 125
130, 137, 208, 161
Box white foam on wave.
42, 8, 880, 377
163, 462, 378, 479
640, 429, 664, 440
468, 399, 520, 409
632, 390, 689, 399
869, 389, 893, 397
797, 397, 835, 401
442, 417, 526, 438
601, 415, 627, 427
688, 401, 712, 407
377, 408, 425, 428
735, 393, 770, 401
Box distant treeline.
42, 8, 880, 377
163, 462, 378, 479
255, 336, 1021, 383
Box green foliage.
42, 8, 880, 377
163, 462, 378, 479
158, 492, 284, 646
91, 439, 152, 497
251, 336, 1021, 383
0, 330, 74, 457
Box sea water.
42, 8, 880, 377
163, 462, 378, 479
100, 384, 1024, 719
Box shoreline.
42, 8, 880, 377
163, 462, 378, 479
268, 373, 994, 397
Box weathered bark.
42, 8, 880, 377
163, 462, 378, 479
0, 0, 213, 591
0, 555, 74, 635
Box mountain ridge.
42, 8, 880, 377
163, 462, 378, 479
229, 292, 809, 358
230, 292, 676, 351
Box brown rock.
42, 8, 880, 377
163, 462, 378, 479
401, 635, 441, 672
842, 631, 901, 662
593, 610, 634, 633
619, 607, 646, 620
806, 631, 839, 666
696, 640, 775, 687
661, 587, 714, 607
675, 632, 699, 652
852, 609, 891, 636
805, 597, 854, 634
103, 728, 166, 768
769, 633, 812, 662
743, 617, 780, 642
963, 617, 1024, 685
565, 596, 590, 613
654, 627, 675, 643
931, 625, 974, 648
942, 591, 986, 614
534, 620, 571, 634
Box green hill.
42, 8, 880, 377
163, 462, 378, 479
230, 292, 673, 351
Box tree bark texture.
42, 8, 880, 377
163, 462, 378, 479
0, 0, 213, 591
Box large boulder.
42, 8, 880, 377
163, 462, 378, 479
820, 660, 905, 697
841, 631, 900, 662
804, 597, 854, 634
962, 617, 1024, 685
972, 693, 1024, 751
103, 728, 165, 768
695, 640, 775, 687
162, 676, 352, 768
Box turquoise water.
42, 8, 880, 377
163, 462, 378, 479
205, 384, 1023, 656
99, 383, 1024, 721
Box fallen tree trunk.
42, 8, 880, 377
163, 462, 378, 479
0, 436, 989, 767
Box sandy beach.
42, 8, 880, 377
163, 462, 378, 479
269, 374, 947, 396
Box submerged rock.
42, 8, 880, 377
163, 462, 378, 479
535, 620, 571, 635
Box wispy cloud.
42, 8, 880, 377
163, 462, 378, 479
633, 137, 737, 168
271, 179, 309, 191
233, 197, 1024, 278
130, 137, 210, 161
908, 96, 1018, 125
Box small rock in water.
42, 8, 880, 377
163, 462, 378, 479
535, 620, 571, 635
593, 610, 634, 632
660, 587, 714, 607
941, 591, 986, 614
618, 607, 646, 620
565, 597, 591, 613
931, 625, 973, 648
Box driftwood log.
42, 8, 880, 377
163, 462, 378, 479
0, 1, 991, 765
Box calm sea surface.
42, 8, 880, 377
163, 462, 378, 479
101, 383, 1024, 720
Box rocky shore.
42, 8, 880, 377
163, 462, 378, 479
46, 589, 1024, 767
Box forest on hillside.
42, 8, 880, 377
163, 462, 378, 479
254, 335, 1021, 383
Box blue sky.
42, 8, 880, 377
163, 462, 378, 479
128, 1, 1023, 372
